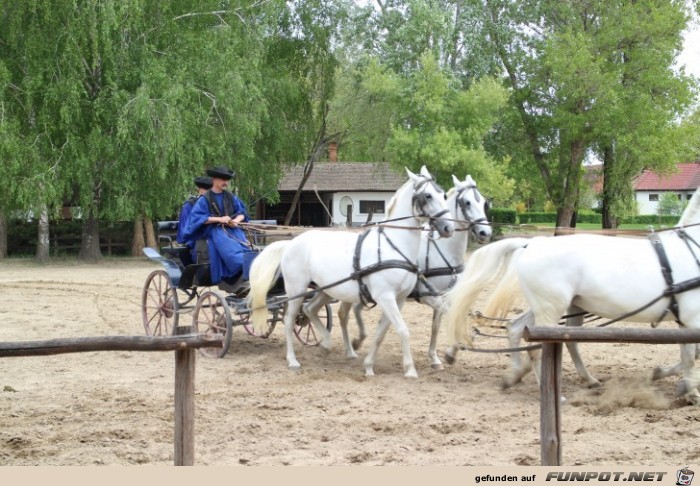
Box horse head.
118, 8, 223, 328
451, 174, 492, 244
405, 166, 454, 238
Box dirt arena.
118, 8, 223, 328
0, 257, 699, 466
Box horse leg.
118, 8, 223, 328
427, 298, 444, 370
652, 340, 699, 381
363, 313, 390, 377
351, 303, 367, 351
337, 302, 358, 359
675, 343, 700, 406
364, 299, 417, 378
502, 311, 534, 389
284, 297, 305, 370
565, 306, 600, 388
302, 292, 334, 353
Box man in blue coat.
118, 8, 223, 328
183, 166, 251, 284
176, 175, 213, 267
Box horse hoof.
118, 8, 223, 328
501, 374, 520, 390
346, 352, 358, 360
587, 379, 602, 389
364, 369, 375, 377
652, 367, 664, 381
352, 339, 363, 351
675, 380, 689, 397
404, 370, 418, 379
431, 363, 444, 371
444, 352, 455, 365
288, 363, 301, 371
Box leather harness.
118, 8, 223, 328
649, 228, 700, 324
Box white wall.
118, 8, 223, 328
332, 191, 394, 226
635, 190, 694, 215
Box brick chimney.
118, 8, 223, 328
328, 141, 338, 162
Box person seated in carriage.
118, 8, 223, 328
182, 166, 251, 284
176, 175, 213, 266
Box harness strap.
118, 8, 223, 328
353, 230, 376, 307
649, 232, 681, 322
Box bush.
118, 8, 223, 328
621, 215, 678, 226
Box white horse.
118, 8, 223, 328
337, 175, 492, 371
444, 187, 700, 405
247, 166, 455, 377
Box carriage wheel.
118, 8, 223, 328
242, 310, 277, 339
192, 290, 233, 358
142, 270, 179, 336
293, 303, 333, 346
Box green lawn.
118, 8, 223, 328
512, 222, 674, 232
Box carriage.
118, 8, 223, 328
141, 220, 332, 358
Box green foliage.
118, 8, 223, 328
657, 192, 687, 217
488, 207, 516, 225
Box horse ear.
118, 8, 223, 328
452, 174, 460, 186
405, 167, 418, 180
419, 165, 431, 179
465, 174, 475, 185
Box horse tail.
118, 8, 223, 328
444, 237, 528, 347
247, 240, 290, 334
480, 247, 522, 323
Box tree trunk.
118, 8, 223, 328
144, 216, 156, 248
601, 144, 619, 229
0, 210, 7, 259
131, 216, 145, 256
79, 207, 102, 262
36, 206, 50, 263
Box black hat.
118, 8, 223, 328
206, 166, 235, 180
194, 176, 213, 189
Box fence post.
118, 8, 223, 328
540, 342, 562, 466
174, 326, 195, 466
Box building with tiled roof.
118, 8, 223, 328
634, 162, 700, 214
256, 162, 406, 227
277, 162, 406, 192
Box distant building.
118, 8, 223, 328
582, 162, 700, 214
633, 162, 700, 214
254, 162, 406, 227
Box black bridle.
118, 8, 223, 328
455, 184, 489, 236
411, 176, 450, 230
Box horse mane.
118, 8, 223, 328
678, 188, 700, 226
385, 179, 413, 218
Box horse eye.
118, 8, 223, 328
425, 193, 432, 200
466, 201, 471, 207
443, 193, 447, 200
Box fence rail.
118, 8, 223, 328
0, 328, 221, 466
523, 325, 700, 466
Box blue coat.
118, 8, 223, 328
183, 191, 250, 284
176, 197, 197, 247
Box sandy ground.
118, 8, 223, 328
0, 256, 699, 466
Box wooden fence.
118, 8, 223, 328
523, 325, 700, 466
0, 327, 221, 466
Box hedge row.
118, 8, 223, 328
516, 212, 678, 225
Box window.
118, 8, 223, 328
359, 200, 385, 214
649, 194, 659, 201
688, 194, 693, 200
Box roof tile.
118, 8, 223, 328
278, 162, 406, 192
634, 163, 700, 191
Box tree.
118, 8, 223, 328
483, 0, 697, 228
1, 0, 339, 260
